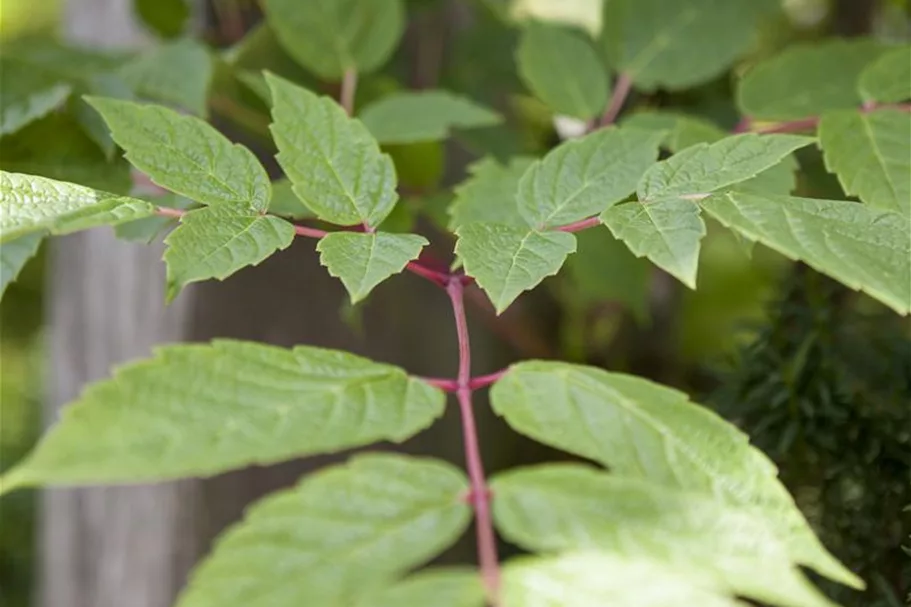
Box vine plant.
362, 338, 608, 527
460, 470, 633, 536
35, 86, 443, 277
1, 1, 909, 606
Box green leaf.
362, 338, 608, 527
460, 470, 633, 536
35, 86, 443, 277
447, 157, 536, 230
0, 113, 132, 193
490, 361, 862, 588
702, 191, 910, 315
456, 223, 577, 314
620, 110, 726, 152
176, 454, 471, 607
0, 57, 72, 135
859, 45, 911, 104
502, 552, 743, 607
267, 178, 315, 219
1, 340, 445, 491
264, 0, 405, 80
267, 73, 398, 227
0, 171, 154, 243
119, 38, 212, 116
359, 90, 502, 144
516, 21, 609, 120
733, 155, 798, 195
317, 231, 428, 303
87, 97, 270, 210
601, 198, 705, 288
163, 206, 295, 300
738, 39, 886, 120
518, 127, 664, 228
0, 233, 43, 299
357, 569, 485, 607
493, 465, 838, 607
135, 0, 189, 38
72, 72, 135, 159
818, 109, 910, 215
638, 134, 815, 201
600, 0, 778, 91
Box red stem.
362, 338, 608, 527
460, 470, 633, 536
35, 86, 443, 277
599, 73, 633, 127
420, 369, 507, 392
446, 279, 500, 602
557, 216, 601, 233
749, 101, 910, 134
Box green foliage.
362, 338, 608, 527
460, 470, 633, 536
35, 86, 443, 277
501, 552, 743, 607
493, 465, 835, 607
359, 90, 502, 144
600, 0, 778, 90
0, 58, 71, 135
317, 231, 428, 303
2, 5, 909, 605
738, 40, 886, 120
602, 197, 705, 288
119, 38, 212, 116
0, 234, 42, 299
711, 272, 911, 606
134, 0, 189, 39
818, 109, 910, 215
516, 21, 608, 120
456, 223, 577, 314
267, 73, 397, 227
176, 454, 470, 607
163, 206, 295, 300
358, 569, 485, 607
447, 156, 535, 229
0, 341, 444, 491
518, 127, 662, 228
87, 97, 270, 210
263, 0, 405, 80
0, 171, 153, 242
703, 191, 910, 314
858, 45, 911, 104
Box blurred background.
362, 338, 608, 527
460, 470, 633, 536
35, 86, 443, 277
0, 1, 909, 606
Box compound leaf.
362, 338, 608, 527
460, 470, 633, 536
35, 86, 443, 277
859, 45, 911, 104
738, 39, 886, 120
600, 0, 778, 91
502, 552, 743, 607
317, 231, 428, 303
87, 97, 270, 211
703, 191, 910, 315
0, 57, 72, 135
601, 198, 705, 288
447, 157, 536, 230
163, 206, 295, 300
119, 38, 212, 116
490, 361, 862, 588
0, 171, 153, 243
1, 341, 445, 491
176, 454, 470, 607
494, 466, 836, 607
456, 223, 577, 314
638, 134, 814, 201
516, 21, 609, 120
357, 569, 485, 607
264, 0, 405, 80
818, 109, 910, 215
0, 233, 43, 299
267, 73, 397, 227
359, 90, 501, 144
518, 127, 663, 228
